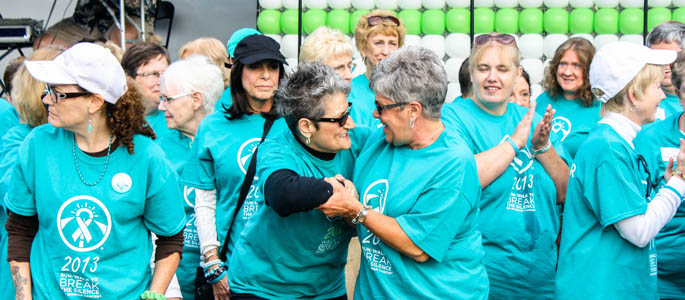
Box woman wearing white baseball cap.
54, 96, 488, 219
556, 41, 685, 299
5, 42, 186, 300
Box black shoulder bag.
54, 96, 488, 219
195, 117, 275, 299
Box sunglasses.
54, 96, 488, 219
474, 33, 516, 46
637, 154, 653, 199
375, 102, 406, 114
315, 103, 352, 127
41, 85, 91, 104
367, 15, 401, 27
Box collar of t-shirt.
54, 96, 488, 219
83, 138, 120, 157
598, 112, 641, 149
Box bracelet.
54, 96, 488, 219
204, 252, 219, 260
205, 264, 228, 284
504, 136, 520, 155
532, 140, 552, 157
208, 268, 228, 285
673, 169, 685, 180
140, 290, 166, 300
202, 259, 222, 271
351, 205, 372, 225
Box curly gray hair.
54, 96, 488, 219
369, 45, 447, 119
275, 62, 350, 131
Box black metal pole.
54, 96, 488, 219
297, 0, 303, 62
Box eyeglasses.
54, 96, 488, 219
135, 71, 163, 79
41, 85, 91, 104
367, 15, 400, 27
334, 62, 357, 74
474, 33, 516, 46
375, 102, 406, 114
637, 154, 653, 199
315, 103, 352, 127
159, 92, 193, 103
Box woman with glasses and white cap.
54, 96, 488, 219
180, 34, 288, 300
441, 33, 570, 299
349, 10, 406, 128
155, 55, 224, 300
5, 42, 186, 300
556, 42, 685, 299
634, 51, 685, 299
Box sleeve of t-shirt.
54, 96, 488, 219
179, 124, 216, 190
6, 133, 36, 216
585, 156, 647, 227
256, 140, 300, 198
395, 187, 471, 263
144, 147, 187, 236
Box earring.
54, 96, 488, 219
88, 116, 92, 133
409, 118, 415, 129
630, 104, 638, 112
306, 136, 311, 145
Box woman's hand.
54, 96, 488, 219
665, 138, 685, 182
532, 104, 556, 150
316, 175, 362, 218
511, 100, 538, 149
210, 266, 230, 300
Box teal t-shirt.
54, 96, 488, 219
146, 110, 173, 140
556, 124, 656, 299
442, 99, 568, 299
156, 129, 198, 300
6, 125, 186, 299
214, 87, 232, 113
0, 123, 31, 300
349, 74, 381, 129
180, 113, 286, 261
0, 99, 19, 139
228, 129, 358, 299
655, 93, 682, 121
635, 113, 685, 299
352, 128, 489, 299
535, 92, 601, 158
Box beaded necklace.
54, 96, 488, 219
72, 133, 113, 186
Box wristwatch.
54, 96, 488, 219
351, 205, 372, 224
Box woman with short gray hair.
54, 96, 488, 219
319, 45, 489, 298
226, 62, 362, 299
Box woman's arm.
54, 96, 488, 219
531, 105, 569, 204
6, 212, 37, 300
149, 252, 181, 295
264, 169, 333, 217
9, 261, 31, 300
194, 188, 220, 256
475, 102, 537, 188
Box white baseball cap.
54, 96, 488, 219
589, 41, 676, 103
24, 42, 127, 104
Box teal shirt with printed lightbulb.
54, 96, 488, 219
442, 99, 570, 299
6, 125, 186, 299
535, 92, 600, 158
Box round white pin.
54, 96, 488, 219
111, 173, 132, 193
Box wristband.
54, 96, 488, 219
202, 259, 222, 271
141, 290, 166, 300
674, 169, 685, 180
504, 136, 520, 155
532, 140, 552, 157
207, 268, 228, 285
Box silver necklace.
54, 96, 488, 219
72, 133, 113, 186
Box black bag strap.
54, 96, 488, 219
218, 116, 275, 261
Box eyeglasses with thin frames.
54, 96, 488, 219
159, 92, 193, 103
135, 71, 163, 80
41, 85, 91, 104
637, 154, 653, 199
375, 102, 406, 114
315, 103, 352, 127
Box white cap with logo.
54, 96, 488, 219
590, 41, 676, 103
24, 42, 127, 104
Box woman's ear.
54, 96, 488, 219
89, 94, 106, 114
627, 85, 638, 107
517, 65, 523, 78
297, 117, 316, 139
192, 92, 204, 111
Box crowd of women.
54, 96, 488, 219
1, 8, 685, 300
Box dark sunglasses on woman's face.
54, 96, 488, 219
367, 15, 400, 27
474, 33, 516, 46
316, 103, 352, 127
41, 85, 91, 104
375, 102, 406, 114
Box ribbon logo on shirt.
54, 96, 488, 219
551, 116, 571, 141
184, 185, 196, 208
57, 195, 112, 252
237, 138, 261, 175
363, 179, 388, 214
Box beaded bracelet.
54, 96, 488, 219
140, 290, 166, 300
208, 267, 228, 285
205, 264, 228, 284
673, 169, 685, 180
202, 259, 222, 271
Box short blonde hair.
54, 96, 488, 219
11, 46, 64, 127
178, 37, 230, 88
354, 10, 406, 56
600, 64, 665, 116
300, 27, 354, 63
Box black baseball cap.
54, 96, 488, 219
233, 35, 287, 65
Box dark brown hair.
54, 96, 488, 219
543, 38, 595, 106
224, 60, 284, 120
105, 81, 155, 154
120, 42, 170, 77
3, 56, 25, 97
